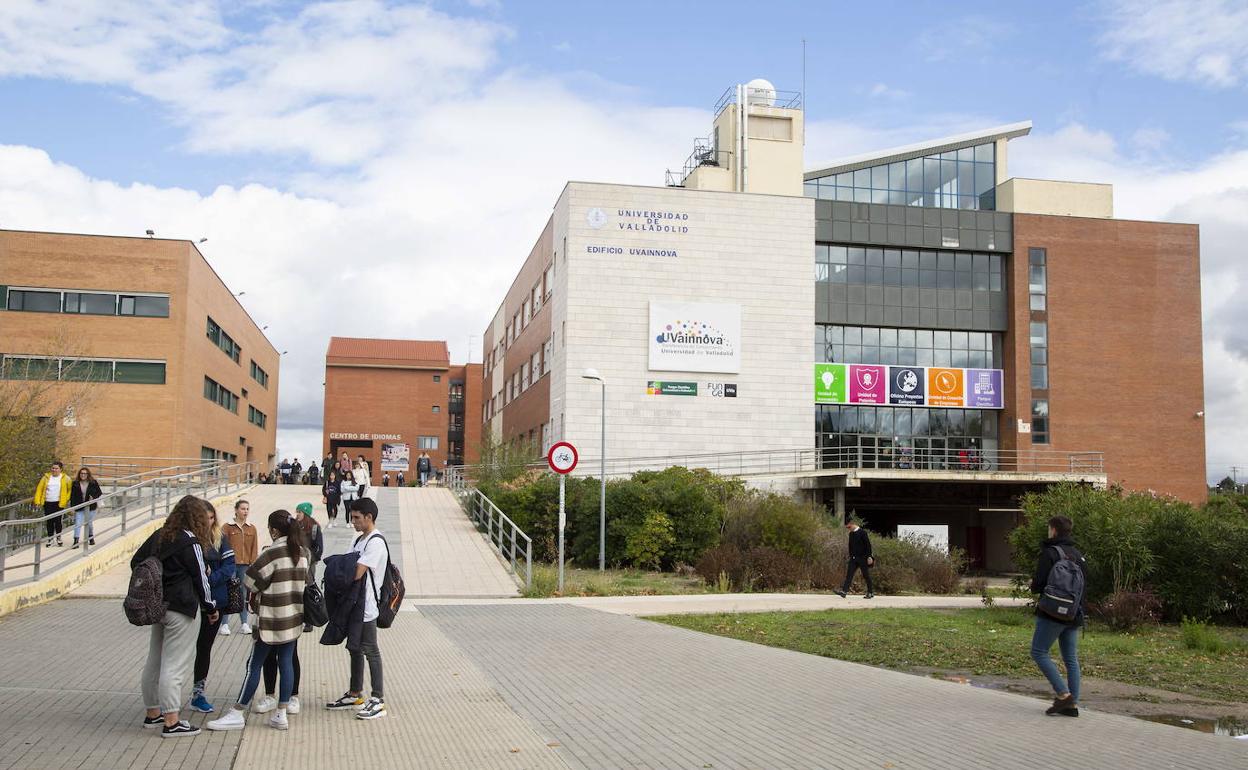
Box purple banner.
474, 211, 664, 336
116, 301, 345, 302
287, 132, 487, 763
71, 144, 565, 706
966, 368, 1004, 409
849, 365, 887, 404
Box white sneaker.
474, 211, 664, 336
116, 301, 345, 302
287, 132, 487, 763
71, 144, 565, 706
240, 623, 252, 635
251, 695, 277, 714
206, 708, 246, 731
218, 624, 231, 636
286, 696, 300, 715
268, 710, 288, 730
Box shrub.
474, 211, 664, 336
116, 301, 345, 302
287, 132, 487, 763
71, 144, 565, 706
742, 546, 807, 591
914, 543, 966, 594
722, 491, 826, 560
867, 537, 920, 594
1180, 617, 1229, 654
695, 544, 743, 586
963, 577, 989, 596
624, 510, 676, 571
808, 529, 848, 590
1093, 589, 1162, 631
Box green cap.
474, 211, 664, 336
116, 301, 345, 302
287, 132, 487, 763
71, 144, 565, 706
295, 502, 314, 516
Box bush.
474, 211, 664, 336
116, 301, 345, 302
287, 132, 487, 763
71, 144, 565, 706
867, 537, 920, 594
1181, 617, 1229, 654
1093, 589, 1162, 631
741, 546, 806, 591
722, 491, 826, 560
695, 544, 743, 586
808, 529, 848, 590
913, 543, 967, 594
624, 510, 675, 571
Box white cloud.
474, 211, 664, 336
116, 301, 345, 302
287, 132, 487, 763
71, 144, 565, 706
917, 15, 1012, 62
1100, 0, 1248, 87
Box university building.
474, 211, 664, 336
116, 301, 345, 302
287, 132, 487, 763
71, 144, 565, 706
322, 337, 482, 484
0, 229, 280, 471
481, 81, 1206, 571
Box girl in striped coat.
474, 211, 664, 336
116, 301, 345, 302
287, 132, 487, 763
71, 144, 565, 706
206, 510, 308, 732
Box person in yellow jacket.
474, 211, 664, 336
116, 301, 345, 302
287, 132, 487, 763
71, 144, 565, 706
34, 461, 72, 547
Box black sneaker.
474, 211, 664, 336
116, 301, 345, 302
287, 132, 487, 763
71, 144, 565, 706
1059, 706, 1080, 717
326, 693, 364, 710
864, 593, 876, 599
161, 720, 201, 738
88, 538, 95, 545
142, 715, 164, 729
834, 590, 847, 598
72, 538, 80, 549
1046, 694, 1075, 715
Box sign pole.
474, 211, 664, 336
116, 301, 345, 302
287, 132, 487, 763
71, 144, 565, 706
558, 474, 566, 594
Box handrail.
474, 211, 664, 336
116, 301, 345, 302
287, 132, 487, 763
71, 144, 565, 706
0, 461, 259, 586
445, 469, 532, 589
0, 462, 226, 521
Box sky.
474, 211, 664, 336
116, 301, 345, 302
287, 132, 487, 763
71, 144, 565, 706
1, 0, 1246, 482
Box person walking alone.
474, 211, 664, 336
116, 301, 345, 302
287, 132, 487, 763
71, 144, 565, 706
836, 519, 875, 599
1029, 515, 1088, 717
188, 512, 236, 714
34, 461, 71, 547
323, 469, 343, 528
417, 452, 432, 487
221, 500, 258, 636
207, 511, 309, 732
69, 466, 102, 548
325, 498, 388, 720
132, 495, 218, 738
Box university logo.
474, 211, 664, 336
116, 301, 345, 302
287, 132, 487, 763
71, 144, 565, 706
653, 319, 734, 356
586, 207, 607, 229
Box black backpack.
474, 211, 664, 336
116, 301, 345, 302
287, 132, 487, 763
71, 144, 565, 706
125, 538, 184, 626
357, 533, 405, 629
1037, 546, 1085, 622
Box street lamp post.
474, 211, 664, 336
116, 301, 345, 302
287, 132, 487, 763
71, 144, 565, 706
582, 368, 606, 571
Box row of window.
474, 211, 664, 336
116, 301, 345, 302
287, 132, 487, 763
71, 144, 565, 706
417, 436, 439, 450
250, 360, 269, 388
816, 324, 1002, 369
816, 405, 1000, 440
0, 355, 166, 384
206, 317, 241, 363
488, 337, 553, 421
815, 245, 1006, 291
489, 262, 555, 374
201, 446, 238, 464
805, 143, 997, 210
1029, 247, 1051, 444
5, 287, 170, 317
203, 376, 239, 413
247, 405, 267, 429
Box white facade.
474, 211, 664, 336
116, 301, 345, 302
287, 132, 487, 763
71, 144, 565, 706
547, 181, 814, 464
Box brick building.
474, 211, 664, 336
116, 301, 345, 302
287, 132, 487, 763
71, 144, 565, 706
322, 337, 481, 484
482, 81, 1205, 571
0, 229, 280, 471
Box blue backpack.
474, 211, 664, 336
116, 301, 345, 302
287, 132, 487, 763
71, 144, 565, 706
1038, 546, 1085, 621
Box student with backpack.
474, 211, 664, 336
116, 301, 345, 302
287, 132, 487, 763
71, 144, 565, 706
1029, 514, 1088, 717
206, 511, 309, 732
325, 497, 392, 720
128, 495, 218, 738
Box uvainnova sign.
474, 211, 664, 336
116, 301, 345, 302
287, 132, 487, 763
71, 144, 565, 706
649, 301, 741, 374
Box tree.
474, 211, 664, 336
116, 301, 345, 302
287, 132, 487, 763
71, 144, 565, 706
0, 329, 102, 505
1216, 476, 1238, 493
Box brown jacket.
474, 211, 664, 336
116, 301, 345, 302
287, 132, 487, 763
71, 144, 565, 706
223, 521, 259, 565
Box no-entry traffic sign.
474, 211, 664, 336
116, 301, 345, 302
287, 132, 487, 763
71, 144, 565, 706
548, 442, 578, 474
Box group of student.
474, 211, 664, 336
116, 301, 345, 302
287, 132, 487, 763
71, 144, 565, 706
132, 492, 390, 738
33, 461, 103, 548
320, 453, 373, 528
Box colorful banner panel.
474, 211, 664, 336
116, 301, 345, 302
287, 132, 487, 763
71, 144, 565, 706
647, 380, 698, 396
814, 363, 1003, 409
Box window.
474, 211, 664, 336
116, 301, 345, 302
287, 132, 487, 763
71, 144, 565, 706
1029, 248, 1047, 312
249, 360, 269, 388
7, 289, 61, 312
1030, 321, 1048, 389
531, 284, 541, 313
432, 405, 441, 413
248, 405, 268, 428
805, 142, 997, 210
433, 374, 441, 383
1, 356, 165, 384
523, 298, 532, 324
63, 292, 118, 315
417, 436, 439, 450
118, 295, 170, 317
60, 359, 114, 382
1031, 400, 1050, 444
513, 310, 521, 338
543, 338, 553, 376
816, 324, 1001, 369
532, 350, 541, 381
206, 316, 241, 363
203, 376, 239, 413
543, 264, 554, 300
1, 356, 56, 379
522, 361, 531, 390
115, 361, 166, 384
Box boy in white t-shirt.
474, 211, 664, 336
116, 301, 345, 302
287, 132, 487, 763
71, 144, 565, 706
325, 498, 388, 720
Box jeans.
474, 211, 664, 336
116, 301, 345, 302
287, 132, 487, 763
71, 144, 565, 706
193, 608, 223, 685
141, 610, 199, 714
841, 557, 874, 594
74, 508, 96, 541
349, 621, 384, 698
236, 639, 295, 706
229, 564, 251, 626
1031, 615, 1081, 701
419, 471, 429, 486
263, 641, 301, 696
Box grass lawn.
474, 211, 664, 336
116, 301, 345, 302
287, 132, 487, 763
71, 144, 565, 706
521, 564, 709, 598
653, 607, 1248, 703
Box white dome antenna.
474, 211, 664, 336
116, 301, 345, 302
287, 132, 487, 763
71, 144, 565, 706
745, 78, 776, 107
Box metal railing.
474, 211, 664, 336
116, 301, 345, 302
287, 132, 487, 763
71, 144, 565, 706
81, 456, 226, 480
666, 135, 733, 187
446, 469, 532, 589
448, 445, 1105, 485
0, 461, 258, 586
713, 84, 803, 115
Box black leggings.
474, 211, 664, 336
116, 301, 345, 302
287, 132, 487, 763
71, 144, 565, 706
263, 640, 301, 696
326, 496, 340, 521
194, 610, 223, 683
44, 503, 63, 537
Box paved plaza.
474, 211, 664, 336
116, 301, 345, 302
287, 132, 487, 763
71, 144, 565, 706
0, 484, 1243, 769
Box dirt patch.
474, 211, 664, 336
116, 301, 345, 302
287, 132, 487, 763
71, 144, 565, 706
910, 666, 1248, 736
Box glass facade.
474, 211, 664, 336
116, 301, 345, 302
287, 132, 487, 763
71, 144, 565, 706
816, 244, 1004, 291
816, 324, 1001, 369
816, 404, 998, 469
0, 355, 165, 384
805, 142, 996, 210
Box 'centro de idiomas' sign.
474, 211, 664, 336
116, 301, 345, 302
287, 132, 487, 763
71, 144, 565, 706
649, 301, 741, 374
814, 363, 1003, 409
